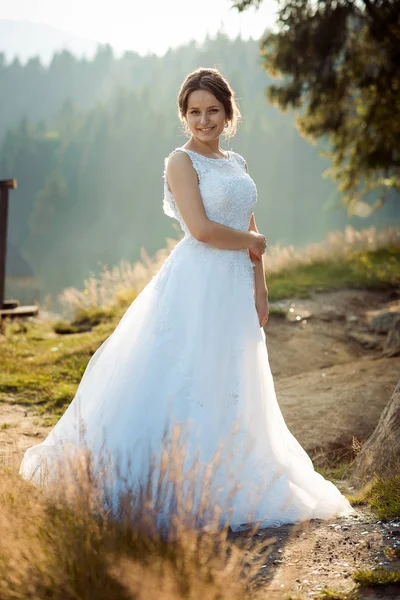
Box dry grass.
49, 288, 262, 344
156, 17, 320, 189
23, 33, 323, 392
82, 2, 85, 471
55, 226, 400, 318
56, 239, 178, 318
264, 225, 399, 275
0, 426, 266, 600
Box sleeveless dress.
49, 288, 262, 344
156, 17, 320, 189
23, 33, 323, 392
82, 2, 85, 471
19, 147, 354, 531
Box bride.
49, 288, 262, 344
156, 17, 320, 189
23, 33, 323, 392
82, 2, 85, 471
19, 67, 354, 532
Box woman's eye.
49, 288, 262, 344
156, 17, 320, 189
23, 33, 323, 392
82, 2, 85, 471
190, 109, 218, 114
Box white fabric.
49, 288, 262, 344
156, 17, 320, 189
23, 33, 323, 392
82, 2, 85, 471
19, 147, 355, 531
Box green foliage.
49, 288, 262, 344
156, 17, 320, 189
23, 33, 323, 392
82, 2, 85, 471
267, 246, 400, 301
268, 306, 287, 318
315, 460, 354, 482
53, 321, 85, 335
348, 475, 400, 519
352, 567, 400, 586
316, 589, 358, 600
364, 475, 400, 520
54, 305, 119, 334
0, 317, 119, 423
233, 0, 400, 212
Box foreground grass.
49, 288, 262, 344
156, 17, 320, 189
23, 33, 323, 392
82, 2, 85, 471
315, 567, 400, 600
353, 567, 400, 585
0, 438, 258, 600
347, 475, 400, 520
0, 317, 123, 423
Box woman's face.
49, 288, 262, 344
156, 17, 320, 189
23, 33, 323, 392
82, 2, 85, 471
185, 89, 227, 142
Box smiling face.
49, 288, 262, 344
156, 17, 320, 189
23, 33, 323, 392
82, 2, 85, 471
184, 89, 227, 143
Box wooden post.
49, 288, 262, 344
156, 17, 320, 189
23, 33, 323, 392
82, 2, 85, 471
0, 179, 17, 310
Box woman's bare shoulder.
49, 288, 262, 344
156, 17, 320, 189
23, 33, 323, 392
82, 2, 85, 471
167, 148, 190, 164
166, 148, 196, 176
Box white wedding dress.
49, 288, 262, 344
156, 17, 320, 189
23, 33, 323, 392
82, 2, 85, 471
19, 147, 354, 531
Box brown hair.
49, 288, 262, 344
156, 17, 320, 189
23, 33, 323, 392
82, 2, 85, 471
177, 67, 242, 140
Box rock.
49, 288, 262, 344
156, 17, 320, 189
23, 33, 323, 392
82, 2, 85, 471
369, 311, 400, 334
287, 307, 312, 322
350, 380, 400, 485
383, 318, 400, 357
347, 331, 380, 349
320, 308, 345, 322
347, 315, 359, 325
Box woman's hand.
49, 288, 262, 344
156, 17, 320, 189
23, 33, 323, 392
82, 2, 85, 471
255, 289, 269, 328
249, 249, 261, 263
248, 231, 267, 260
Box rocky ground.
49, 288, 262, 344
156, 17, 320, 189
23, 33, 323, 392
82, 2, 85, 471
239, 507, 400, 599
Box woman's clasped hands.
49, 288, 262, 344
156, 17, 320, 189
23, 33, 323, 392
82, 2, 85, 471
248, 230, 267, 262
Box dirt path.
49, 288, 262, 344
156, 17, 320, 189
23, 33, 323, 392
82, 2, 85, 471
0, 402, 49, 468
241, 506, 400, 599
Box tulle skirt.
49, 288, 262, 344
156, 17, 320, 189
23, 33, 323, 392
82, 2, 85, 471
19, 235, 355, 531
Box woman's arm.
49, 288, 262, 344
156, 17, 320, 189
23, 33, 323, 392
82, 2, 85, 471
166, 151, 267, 259
248, 214, 268, 296
249, 213, 269, 327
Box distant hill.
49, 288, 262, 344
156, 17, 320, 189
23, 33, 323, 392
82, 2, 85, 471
0, 19, 101, 65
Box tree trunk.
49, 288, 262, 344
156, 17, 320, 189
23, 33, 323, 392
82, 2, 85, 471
350, 379, 400, 486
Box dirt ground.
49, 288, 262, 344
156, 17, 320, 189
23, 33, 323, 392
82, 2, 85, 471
236, 507, 400, 599
268, 289, 400, 458
1, 287, 399, 598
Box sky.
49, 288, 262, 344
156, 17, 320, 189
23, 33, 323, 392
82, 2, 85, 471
0, 0, 279, 56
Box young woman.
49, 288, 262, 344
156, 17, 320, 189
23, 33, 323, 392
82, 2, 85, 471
19, 68, 354, 532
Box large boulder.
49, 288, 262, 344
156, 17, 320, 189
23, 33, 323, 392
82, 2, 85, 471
383, 318, 400, 357
369, 311, 400, 334
350, 380, 400, 486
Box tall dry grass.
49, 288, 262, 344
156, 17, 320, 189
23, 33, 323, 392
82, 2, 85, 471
56, 239, 178, 318
55, 226, 400, 318
1, 426, 268, 600
263, 225, 400, 275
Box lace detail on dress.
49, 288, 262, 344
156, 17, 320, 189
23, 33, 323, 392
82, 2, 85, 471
232, 152, 247, 173
162, 146, 257, 235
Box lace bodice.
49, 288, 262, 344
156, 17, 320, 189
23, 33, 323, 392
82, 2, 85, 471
162, 147, 257, 236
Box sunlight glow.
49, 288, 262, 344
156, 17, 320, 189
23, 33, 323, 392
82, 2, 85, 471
0, 0, 278, 56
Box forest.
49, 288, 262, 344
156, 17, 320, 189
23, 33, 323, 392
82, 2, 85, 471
1, 30, 399, 301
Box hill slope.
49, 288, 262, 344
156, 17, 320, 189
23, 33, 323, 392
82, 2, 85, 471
0, 19, 100, 64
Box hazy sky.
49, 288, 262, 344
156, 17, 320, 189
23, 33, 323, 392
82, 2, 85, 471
0, 0, 279, 56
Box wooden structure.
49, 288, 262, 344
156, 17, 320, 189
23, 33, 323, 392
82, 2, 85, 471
0, 179, 39, 322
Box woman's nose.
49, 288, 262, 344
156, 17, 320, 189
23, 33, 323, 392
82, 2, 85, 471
200, 113, 209, 124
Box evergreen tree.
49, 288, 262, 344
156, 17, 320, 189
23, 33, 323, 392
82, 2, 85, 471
233, 0, 400, 214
